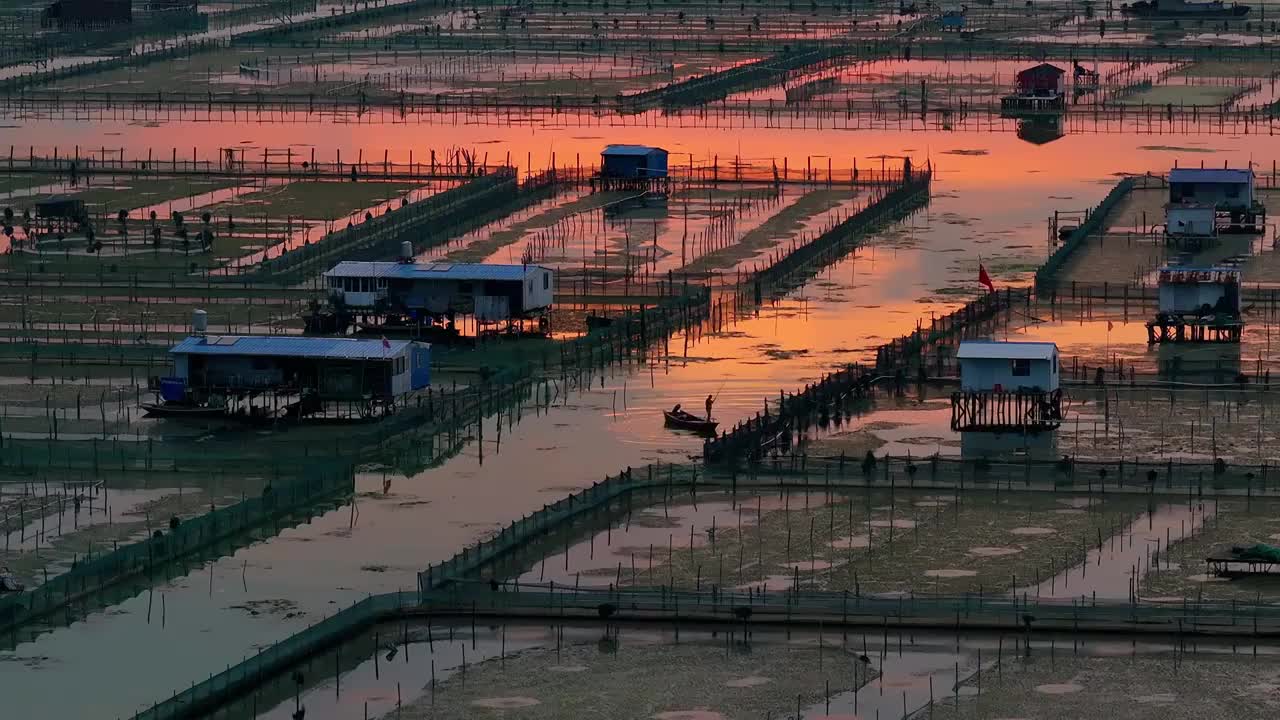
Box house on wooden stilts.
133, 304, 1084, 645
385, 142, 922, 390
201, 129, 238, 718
952, 340, 1063, 432
1146, 266, 1243, 344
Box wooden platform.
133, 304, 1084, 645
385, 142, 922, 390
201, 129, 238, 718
1206, 556, 1280, 578
1146, 319, 1243, 344
950, 389, 1063, 432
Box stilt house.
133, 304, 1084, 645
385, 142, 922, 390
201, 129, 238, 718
1147, 266, 1243, 343
952, 340, 1063, 431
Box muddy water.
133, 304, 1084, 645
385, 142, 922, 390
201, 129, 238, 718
513, 497, 746, 587
220, 180, 456, 271
1019, 501, 1216, 601
480, 185, 845, 277
0, 230, 1019, 717
507, 491, 843, 589
4, 486, 163, 556
226, 620, 1280, 720
6, 117, 1280, 188
1, 121, 1270, 716
730, 57, 1177, 104
0, 135, 1122, 717
220, 622, 979, 720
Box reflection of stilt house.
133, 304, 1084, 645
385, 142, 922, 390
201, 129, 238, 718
951, 341, 1063, 432
1001, 64, 1066, 116
1146, 266, 1243, 343
1168, 167, 1265, 234
1163, 203, 1217, 250
319, 250, 555, 341
1016, 116, 1065, 145
960, 428, 1059, 461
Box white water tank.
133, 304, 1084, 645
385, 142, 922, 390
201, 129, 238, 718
192, 309, 208, 335
400, 241, 413, 262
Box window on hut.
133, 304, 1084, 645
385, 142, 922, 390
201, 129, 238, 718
1011, 359, 1031, 377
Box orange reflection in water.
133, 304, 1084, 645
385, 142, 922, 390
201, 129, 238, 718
11, 117, 1278, 186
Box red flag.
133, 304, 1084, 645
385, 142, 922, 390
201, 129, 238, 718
1107, 320, 1114, 332
381, 336, 391, 349
978, 263, 995, 293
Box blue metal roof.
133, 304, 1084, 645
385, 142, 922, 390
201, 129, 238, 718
602, 144, 667, 157
324, 261, 545, 282
170, 335, 414, 360
1169, 168, 1253, 184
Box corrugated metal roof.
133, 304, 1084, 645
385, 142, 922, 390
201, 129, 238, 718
1169, 168, 1253, 184
957, 341, 1057, 361
602, 144, 667, 157
169, 335, 415, 360
324, 261, 547, 282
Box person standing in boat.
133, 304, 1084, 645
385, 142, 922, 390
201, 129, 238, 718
705, 395, 714, 421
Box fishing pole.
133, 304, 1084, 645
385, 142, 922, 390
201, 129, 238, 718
710, 378, 728, 414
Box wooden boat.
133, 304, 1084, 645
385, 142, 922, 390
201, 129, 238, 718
663, 409, 718, 434
141, 403, 225, 419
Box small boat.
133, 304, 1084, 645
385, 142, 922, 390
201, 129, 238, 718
141, 403, 225, 419
663, 409, 718, 434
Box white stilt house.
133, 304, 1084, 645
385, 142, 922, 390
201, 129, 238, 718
952, 340, 1063, 431
1146, 266, 1243, 343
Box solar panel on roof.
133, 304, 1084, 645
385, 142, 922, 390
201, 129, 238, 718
209, 336, 239, 346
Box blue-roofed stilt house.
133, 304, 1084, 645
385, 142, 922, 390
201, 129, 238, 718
154, 335, 430, 421
951, 340, 1063, 431
320, 261, 555, 341
596, 145, 671, 192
